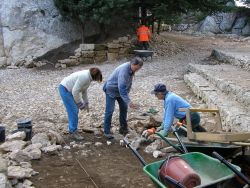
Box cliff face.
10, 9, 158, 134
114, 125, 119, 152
0, 0, 84, 67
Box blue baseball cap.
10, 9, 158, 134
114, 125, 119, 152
151, 83, 167, 94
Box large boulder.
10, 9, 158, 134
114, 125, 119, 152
232, 17, 247, 35
199, 16, 220, 34
242, 22, 250, 36
218, 12, 237, 32
0, 0, 83, 66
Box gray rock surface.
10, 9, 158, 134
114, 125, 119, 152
0, 141, 26, 152
0, 0, 82, 66
0, 173, 12, 188
0, 158, 8, 173
6, 131, 26, 141
199, 16, 220, 34
9, 150, 32, 163
7, 166, 34, 179
219, 13, 237, 31
31, 133, 50, 147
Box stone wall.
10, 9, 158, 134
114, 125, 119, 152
56, 36, 133, 68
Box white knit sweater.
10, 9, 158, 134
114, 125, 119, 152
60, 70, 92, 104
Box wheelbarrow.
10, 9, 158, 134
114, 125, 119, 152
123, 138, 242, 188
134, 50, 153, 61
156, 126, 242, 159
155, 126, 250, 187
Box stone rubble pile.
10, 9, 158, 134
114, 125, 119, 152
56, 36, 134, 68
120, 114, 185, 159
0, 129, 64, 188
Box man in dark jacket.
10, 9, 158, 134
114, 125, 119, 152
103, 57, 143, 139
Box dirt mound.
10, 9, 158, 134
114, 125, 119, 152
150, 34, 185, 57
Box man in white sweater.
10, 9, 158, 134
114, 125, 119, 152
59, 68, 102, 140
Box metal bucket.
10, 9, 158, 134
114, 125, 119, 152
16, 118, 32, 131
0, 126, 5, 142
16, 118, 32, 141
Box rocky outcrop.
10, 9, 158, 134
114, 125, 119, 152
0, 0, 85, 67
172, 11, 250, 36
203, 12, 249, 35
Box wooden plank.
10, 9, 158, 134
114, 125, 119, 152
190, 108, 219, 113
191, 132, 250, 142
178, 108, 219, 112
185, 108, 195, 139
216, 112, 223, 131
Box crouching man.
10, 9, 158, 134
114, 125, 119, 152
151, 83, 206, 137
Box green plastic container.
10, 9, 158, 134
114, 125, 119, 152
143, 152, 241, 188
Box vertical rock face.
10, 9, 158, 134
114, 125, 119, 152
0, 3, 7, 67
0, 0, 83, 66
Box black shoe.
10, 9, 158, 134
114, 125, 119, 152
119, 128, 129, 135
193, 126, 207, 132
104, 133, 114, 139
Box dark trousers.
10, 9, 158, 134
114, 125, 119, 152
178, 112, 206, 136
104, 93, 128, 134
190, 112, 206, 132
141, 41, 149, 50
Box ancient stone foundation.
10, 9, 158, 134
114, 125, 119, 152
56, 36, 133, 68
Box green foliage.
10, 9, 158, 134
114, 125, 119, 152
54, 0, 231, 36
54, 0, 231, 25
54, 0, 135, 25
194, 11, 210, 22
134, 0, 230, 25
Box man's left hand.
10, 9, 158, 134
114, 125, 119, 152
157, 130, 168, 137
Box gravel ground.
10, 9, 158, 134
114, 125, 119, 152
1, 32, 248, 188
0, 32, 230, 136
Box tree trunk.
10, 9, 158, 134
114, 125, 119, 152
81, 23, 85, 43
151, 15, 155, 34
157, 19, 161, 34
99, 23, 107, 42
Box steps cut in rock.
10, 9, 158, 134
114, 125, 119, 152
184, 72, 250, 132
188, 63, 250, 110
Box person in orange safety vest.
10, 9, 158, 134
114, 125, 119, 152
136, 24, 151, 50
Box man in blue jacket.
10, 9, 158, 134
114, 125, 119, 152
151, 83, 206, 137
103, 57, 143, 139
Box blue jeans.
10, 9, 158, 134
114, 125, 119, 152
58, 84, 79, 133
104, 93, 128, 134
